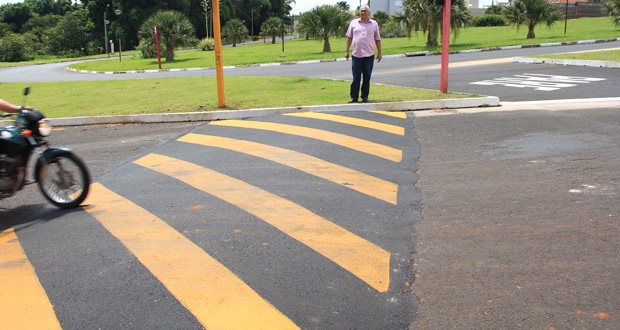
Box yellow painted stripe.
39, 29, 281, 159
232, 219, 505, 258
284, 112, 405, 135
83, 183, 300, 330
178, 134, 398, 205
370, 111, 407, 119
0, 229, 62, 330
211, 120, 402, 162
135, 154, 391, 292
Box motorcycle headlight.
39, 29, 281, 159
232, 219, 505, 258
38, 120, 52, 137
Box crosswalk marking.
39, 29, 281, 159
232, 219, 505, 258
83, 183, 300, 330
370, 110, 408, 118
210, 119, 402, 162
0, 228, 62, 330
471, 73, 606, 91
135, 154, 392, 292
178, 133, 398, 204
284, 112, 405, 135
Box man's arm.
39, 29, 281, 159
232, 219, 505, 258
0, 99, 20, 113
375, 40, 382, 62
345, 37, 352, 61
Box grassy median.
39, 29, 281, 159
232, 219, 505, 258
67, 17, 620, 72
0, 77, 472, 118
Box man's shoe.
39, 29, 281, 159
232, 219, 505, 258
361, 98, 368, 103
348, 98, 358, 103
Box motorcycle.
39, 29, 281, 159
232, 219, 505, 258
1, 87, 90, 208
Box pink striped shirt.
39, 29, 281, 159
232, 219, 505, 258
346, 18, 381, 58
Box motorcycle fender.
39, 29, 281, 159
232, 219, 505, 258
40, 147, 74, 164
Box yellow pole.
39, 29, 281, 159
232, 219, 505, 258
212, 0, 225, 107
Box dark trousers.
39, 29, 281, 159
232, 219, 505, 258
350, 55, 374, 100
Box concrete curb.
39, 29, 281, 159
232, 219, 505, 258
64, 38, 620, 75
39, 96, 499, 127
513, 56, 620, 68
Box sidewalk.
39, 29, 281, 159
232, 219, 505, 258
41, 96, 499, 127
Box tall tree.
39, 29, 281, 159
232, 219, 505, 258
260, 16, 282, 43
138, 10, 196, 61
395, 0, 471, 46
603, 0, 620, 27
0, 2, 33, 32
503, 0, 561, 39
298, 4, 352, 52
372, 10, 390, 29
222, 18, 248, 46
25, 0, 76, 17
46, 9, 94, 55
336, 1, 350, 10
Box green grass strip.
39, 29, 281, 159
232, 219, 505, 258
529, 49, 620, 61
0, 76, 471, 118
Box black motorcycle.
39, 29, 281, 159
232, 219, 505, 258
1, 87, 90, 208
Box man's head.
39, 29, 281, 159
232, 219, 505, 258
360, 5, 370, 21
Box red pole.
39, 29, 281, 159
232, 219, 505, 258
574, 2, 578, 19
155, 25, 162, 69
440, 0, 452, 93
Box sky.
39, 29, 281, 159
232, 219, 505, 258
0, 0, 364, 15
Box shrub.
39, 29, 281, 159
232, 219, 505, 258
0, 33, 32, 62
472, 14, 506, 27
381, 21, 406, 38
198, 37, 215, 51
137, 39, 158, 58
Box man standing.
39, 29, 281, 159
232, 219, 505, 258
345, 5, 382, 103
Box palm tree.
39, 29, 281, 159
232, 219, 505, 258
503, 0, 561, 39
372, 10, 391, 29
298, 4, 352, 53
485, 4, 503, 15
603, 0, 620, 27
336, 1, 350, 10
395, 0, 471, 47
222, 19, 248, 47
296, 12, 312, 39
260, 17, 283, 44
138, 10, 196, 61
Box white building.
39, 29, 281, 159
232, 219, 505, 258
367, 0, 403, 15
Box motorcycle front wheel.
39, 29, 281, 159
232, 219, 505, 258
36, 153, 90, 209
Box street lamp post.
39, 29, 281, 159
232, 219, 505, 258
103, 4, 110, 58
115, 9, 122, 63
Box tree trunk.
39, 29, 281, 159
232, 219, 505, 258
323, 36, 331, 52
272, 35, 276, 44
426, 26, 438, 47
166, 46, 174, 61
527, 26, 536, 39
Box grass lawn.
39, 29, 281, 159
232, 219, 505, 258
0, 76, 472, 119
65, 17, 620, 72
530, 49, 620, 61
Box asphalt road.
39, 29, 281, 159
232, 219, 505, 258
412, 102, 620, 329
2, 41, 620, 329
